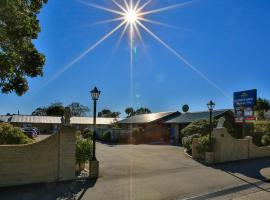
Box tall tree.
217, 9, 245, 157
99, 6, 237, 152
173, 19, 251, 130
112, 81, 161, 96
67, 102, 90, 117
125, 107, 134, 117
255, 98, 270, 112
46, 102, 65, 116
135, 107, 151, 115
98, 109, 121, 118
0, 0, 47, 96
255, 98, 270, 120
32, 107, 47, 116
125, 107, 151, 117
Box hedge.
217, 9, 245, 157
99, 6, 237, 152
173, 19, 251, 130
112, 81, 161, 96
0, 123, 33, 145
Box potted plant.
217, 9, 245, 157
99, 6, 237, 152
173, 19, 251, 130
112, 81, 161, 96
76, 137, 92, 173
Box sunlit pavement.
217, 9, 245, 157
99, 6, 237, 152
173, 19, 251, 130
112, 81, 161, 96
81, 143, 270, 200
35, 134, 51, 142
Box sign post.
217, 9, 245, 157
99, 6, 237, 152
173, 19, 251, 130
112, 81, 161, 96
233, 89, 257, 137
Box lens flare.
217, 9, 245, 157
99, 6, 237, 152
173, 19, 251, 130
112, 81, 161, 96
125, 9, 139, 24
48, 0, 229, 98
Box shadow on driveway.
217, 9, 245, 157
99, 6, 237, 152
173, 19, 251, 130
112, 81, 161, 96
212, 157, 270, 192
0, 178, 97, 200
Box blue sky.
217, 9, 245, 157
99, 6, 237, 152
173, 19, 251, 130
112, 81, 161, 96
1, 0, 270, 116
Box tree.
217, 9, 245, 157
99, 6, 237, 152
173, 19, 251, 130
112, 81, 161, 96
0, 0, 48, 96
255, 98, 270, 112
255, 98, 270, 120
98, 109, 121, 118
32, 107, 47, 116
125, 107, 134, 117
46, 102, 65, 116
182, 104, 190, 113
67, 102, 90, 117
135, 107, 151, 115
125, 107, 151, 117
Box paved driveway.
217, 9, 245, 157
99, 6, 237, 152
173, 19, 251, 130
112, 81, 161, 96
0, 143, 269, 200
81, 143, 270, 200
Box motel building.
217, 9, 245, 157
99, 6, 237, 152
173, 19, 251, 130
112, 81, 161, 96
1, 109, 233, 145
0, 115, 120, 135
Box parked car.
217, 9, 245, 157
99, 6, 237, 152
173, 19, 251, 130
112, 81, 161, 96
22, 128, 39, 139
31, 127, 40, 135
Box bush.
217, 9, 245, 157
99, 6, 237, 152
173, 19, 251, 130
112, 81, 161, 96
254, 121, 270, 133
0, 123, 33, 145
182, 134, 201, 153
76, 137, 92, 164
181, 114, 240, 139
244, 121, 270, 146
182, 120, 216, 137
101, 130, 111, 142
83, 129, 93, 139
196, 135, 211, 155
261, 135, 270, 146
251, 132, 264, 146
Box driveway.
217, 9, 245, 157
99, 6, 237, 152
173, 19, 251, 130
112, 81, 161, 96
0, 143, 269, 200
81, 143, 270, 200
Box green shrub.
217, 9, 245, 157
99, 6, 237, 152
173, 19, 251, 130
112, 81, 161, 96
251, 132, 264, 146
182, 134, 201, 153
76, 137, 92, 164
101, 130, 111, 142
0, 123, 33, 145
182, 120, 216, 137
244, 121, 270, 146
181, 114, 240, 139
261, 135, 270, 146
254, 121, 270, 133
83, 129, 93, 139
75, 130, 82, 137
196, 135, 211, 155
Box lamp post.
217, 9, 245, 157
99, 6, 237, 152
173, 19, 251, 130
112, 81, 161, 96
207, 100, 215, 151
90, 87, 101, 161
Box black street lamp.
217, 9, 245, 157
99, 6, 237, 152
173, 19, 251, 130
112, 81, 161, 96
90, 87, 101, 161
207, 100, 215, 151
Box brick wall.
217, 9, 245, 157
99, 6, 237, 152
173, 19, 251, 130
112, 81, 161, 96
0, 126, 75, 187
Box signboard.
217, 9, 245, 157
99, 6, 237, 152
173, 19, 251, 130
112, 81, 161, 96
234, 89, 257, 123
234, 89, 257, 107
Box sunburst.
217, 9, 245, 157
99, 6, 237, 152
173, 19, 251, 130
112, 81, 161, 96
49, 0, 229, 98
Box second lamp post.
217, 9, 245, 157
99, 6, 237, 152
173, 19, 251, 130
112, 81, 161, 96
207, 100, 215, 151
90, 87, 101, 161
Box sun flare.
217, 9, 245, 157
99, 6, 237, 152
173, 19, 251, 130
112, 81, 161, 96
125, 9, 139, 24
50, 0, 229, 99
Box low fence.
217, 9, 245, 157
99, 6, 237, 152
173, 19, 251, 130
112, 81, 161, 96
0, 126, 76, 187
212, 128, 270, 163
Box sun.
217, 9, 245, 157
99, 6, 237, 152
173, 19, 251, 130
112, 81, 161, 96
125, 9, 139, 24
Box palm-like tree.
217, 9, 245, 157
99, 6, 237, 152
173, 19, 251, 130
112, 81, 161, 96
135, 107, 151, 115
125, 107, 134, 117
255, 98, 270, 112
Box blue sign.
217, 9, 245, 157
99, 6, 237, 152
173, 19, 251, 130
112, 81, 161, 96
234, 89, 257, 107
